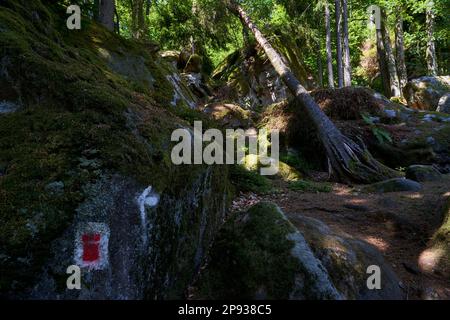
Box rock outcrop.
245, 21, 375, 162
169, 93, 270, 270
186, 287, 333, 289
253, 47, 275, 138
0, 0, 230, 299
403, 76, 450, 111
194, 202, 404, 300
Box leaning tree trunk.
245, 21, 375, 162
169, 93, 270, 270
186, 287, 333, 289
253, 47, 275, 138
226, 1, 399, 184
395, 12, 408, 92
381, 10, 401, 97
426, 1, 439, 75
325, 1, 335, 88
334, 0, 344, 88
98, 0, 115, 31
342, 0, 352, 87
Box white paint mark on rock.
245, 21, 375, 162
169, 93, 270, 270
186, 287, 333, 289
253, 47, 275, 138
137, 186, 160, 244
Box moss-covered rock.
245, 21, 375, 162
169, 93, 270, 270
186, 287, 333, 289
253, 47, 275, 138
0, 0, 230, 298
201, 102, 253, 129
403, 76, 450, 111
289, 215, 405, 300
419, 196, 450, 278
359, 178, 422, 193
405, 165, 442, 182
193, 202, 341, 300
242, 154, 302, 182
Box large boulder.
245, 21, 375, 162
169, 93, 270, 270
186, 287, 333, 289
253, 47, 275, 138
419, 196, 450, 278
405, 165, 442, 182
360, 178, 422, 193
193, 202, 342, 299
201, 102, 253, 129
290, 215, 405, 300
437, 93, 450, 114
403, 76, 450, 111
194, 202, 405, 300
0, 1, 230, 299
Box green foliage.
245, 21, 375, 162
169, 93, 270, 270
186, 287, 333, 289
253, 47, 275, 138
229, 164, 273, 194
362, 114, 393, 144
194, 202, 300, 299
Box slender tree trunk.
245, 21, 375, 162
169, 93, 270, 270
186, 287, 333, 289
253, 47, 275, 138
426, 0, 439, 75
374, 13, 391, 98
317, 41, 324, 88
132, 0, 146, 39
395, 13, 408, 93
146, 0, 152, 16
342, 0, 352, 87
115, 8, 120, 35
335, 0, 344, 88
325, 1, 334, 88
381, 10, 401, 97
226, 1, 399, 184
98, 0, 115, 32
93, 0, 100, 20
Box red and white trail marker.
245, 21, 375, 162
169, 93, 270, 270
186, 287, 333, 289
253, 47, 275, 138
75, 222, 109, 270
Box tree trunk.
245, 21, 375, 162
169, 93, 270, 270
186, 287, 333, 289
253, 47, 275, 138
334, 0, 344, 88
226, 1, 399, 184
381, 10, 401, 97
98, 0, 115, 32
146, 0, 152, 16
132, 0, 146, 39
93, 0, 100, 20
374, 13, 391, 98
317, 41, 324, 88
115, 7, 120, 35
342, 0, 352, 87
426, 1, 439, 75
325, 1, 334, 88
395, 13, 408, 92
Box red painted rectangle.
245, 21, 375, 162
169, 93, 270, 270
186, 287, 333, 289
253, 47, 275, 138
82, 233, 100, 262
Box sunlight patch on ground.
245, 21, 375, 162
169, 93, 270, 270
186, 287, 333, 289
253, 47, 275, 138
364, 236, 389, 252
418, 247, 446, 273
346, 198, 367, 205
402, 193, 424, 199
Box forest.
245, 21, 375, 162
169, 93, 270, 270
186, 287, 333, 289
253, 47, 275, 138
0, 0, 449, 302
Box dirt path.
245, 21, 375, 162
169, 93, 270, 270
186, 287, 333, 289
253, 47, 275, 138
232, 175, 450, 300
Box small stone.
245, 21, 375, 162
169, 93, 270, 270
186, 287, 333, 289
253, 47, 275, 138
383, 109, 397, 118
361, 178, 422, 193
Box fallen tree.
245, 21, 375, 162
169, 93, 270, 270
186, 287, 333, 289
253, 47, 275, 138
225, 1, 400, 184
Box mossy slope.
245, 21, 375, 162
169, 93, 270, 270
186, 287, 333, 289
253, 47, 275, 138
0, 0, 229, 297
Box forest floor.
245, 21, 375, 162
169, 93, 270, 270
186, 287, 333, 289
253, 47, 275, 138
231, 174, 450, 300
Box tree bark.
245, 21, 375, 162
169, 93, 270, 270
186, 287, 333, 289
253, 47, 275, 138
334, 0, 344, 88
132, 0, 146, 39
146, 0, 152, 16
325, 1, 334, 88
317, 41, 324, 88
381, 10, 401, 97
93, 0, 100, 20
374, 13, 391, 98
226, 1, 399, 184
98, 0, 115, 32
426, 1, 439, 75
342, 0, 352, 87
395, 13, 408, 93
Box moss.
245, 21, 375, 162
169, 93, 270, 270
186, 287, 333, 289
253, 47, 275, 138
229, 164, 273, 194
194, 202, 300, 299
288, 180, 333, 193
0, 0, 227, 295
